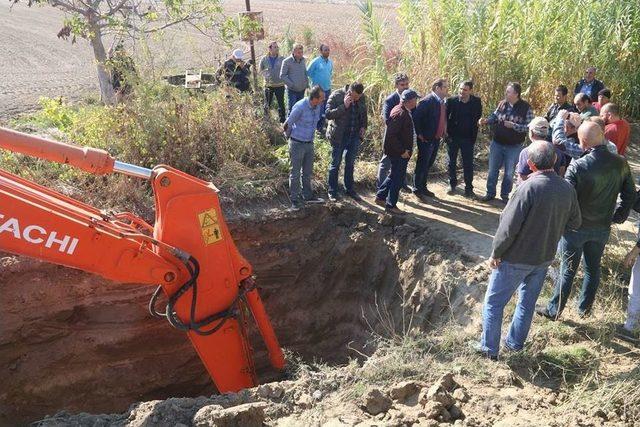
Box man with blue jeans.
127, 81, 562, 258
307, 44, 333, 133
375, 89, 419, 215
283, 86, 326, 210
325, 82, 368, 201
280, 43, 308, 116
479, 82, 534, 203
473, 140, 581, 359
377, 73, 410, 189
537, 122, 636, 320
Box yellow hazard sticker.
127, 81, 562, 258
198, 208, 223, 245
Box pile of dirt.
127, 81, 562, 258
0, 203, 484, 425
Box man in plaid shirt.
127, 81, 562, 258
479, 82, 533, 203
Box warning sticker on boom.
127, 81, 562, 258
198, 208, 223, 245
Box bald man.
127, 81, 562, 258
537, 121, 636, 320
601, 103, 631, 156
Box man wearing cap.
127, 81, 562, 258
377, 73, 411, 191
219, 49, 252, 92
260, 41, 286, 123
473, 140, 582, 360
375, 89, 419, 215
574, 66, 605, 103
517, 117, 568, 181
537, 122, 636, 321
307, 44, 333, 133
280, 43, 309, 116
283, 85, 326, 210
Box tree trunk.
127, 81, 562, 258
88, 24, 116, 105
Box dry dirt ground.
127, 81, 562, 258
0, 0, 399, 118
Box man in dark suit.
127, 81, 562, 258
412, 78, 449, 198
574, 66, 605, 103
446, 80, 482, 198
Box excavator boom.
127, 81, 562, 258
0, 127, 285, 393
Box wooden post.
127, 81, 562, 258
245, 0, 259, 91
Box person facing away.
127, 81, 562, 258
259, 41, 286, 123
412, 78, 450, 199
478, 81, 534, 204
600, 103, 631, 156
283, 85, 326, 210
574, 66, 605, 103
377, 72, 410, 189
219, 49, 252, 92
306, 44, 333, 133
536, 121, 636, 321
545, 84, 572, 124
472, 140, 581, 360
325, 82, 368, 201
517, 117, 568, 181
375, 89, 419, 215
280, 43, 308, 116
446, 80, 482, 198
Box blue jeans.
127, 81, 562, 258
289, 139, 314, 203
448, 137, 475, 191
328, 134, 360, 195
481, 261, 550, 357
376, 156, 408, 208
287, 89, 306, 115
414, 139, 440, 193
377, 154, 409, 189
547, 228, 611, 317
486, 140, 523, 199
317, 89, 331, 131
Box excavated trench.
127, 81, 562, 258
0, 204, 481, 425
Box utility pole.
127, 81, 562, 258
245, 0, 259, 91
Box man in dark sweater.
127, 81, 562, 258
544, 84, 572, 124
377, 73, 410, 189
473, 140, 582, 359
479, 82, 534, 203
537, 122, 636, 320
375, 89, 419, 215
446, 80, 482, 198
574, 66, 605, 103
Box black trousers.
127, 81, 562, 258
264, 86, 286, 123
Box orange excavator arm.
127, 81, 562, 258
0, 127, 285, 393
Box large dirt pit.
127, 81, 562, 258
1, 204, 484, 425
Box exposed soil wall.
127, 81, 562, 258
1, 204, 480, 425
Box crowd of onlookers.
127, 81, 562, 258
222, 43, 639, 353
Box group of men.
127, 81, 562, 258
270, 51, 640, 356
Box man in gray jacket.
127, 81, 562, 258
280, 43, 308, 116
472, 140, 582, 359
259, 41, 286, 123
325, 82, 368, 201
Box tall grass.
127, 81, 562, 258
374, 0, 640, 117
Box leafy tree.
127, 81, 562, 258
11, 0, 223, 104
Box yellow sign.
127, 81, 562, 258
198, 208, 223, 245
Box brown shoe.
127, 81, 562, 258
374, 197, 386, 207
385, 206, 406, 215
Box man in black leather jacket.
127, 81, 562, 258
537, 121, 636, 320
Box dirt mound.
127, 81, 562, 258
1, 203, 482, 425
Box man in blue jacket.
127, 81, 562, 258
412, 79, 449, 198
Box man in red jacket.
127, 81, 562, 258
601, 103, 631, 156
375, 89, 419, 215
